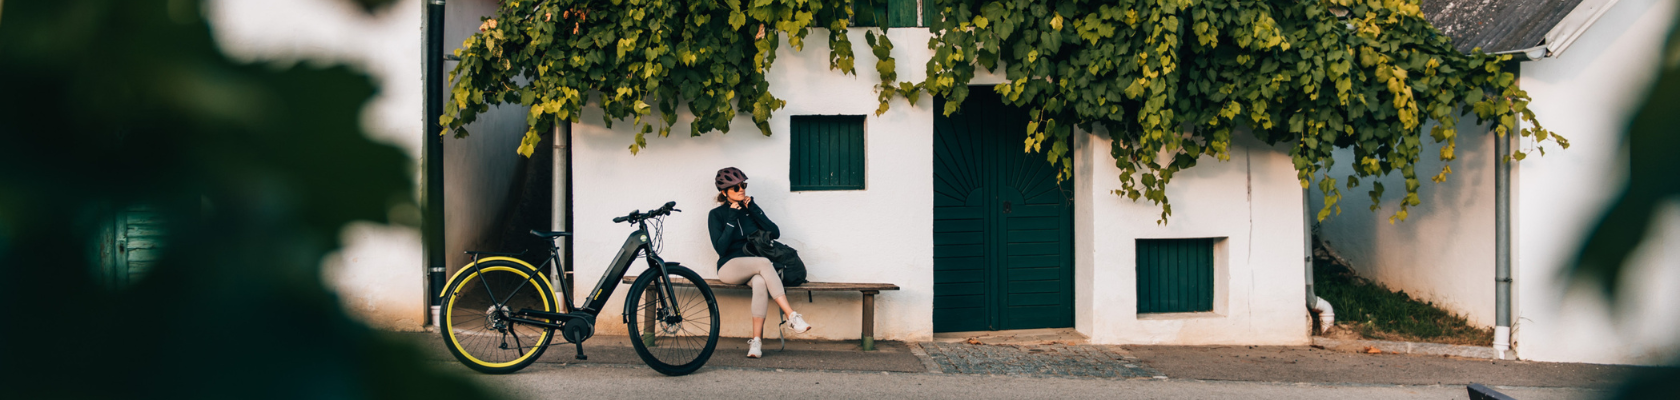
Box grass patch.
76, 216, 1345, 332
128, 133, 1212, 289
1313, 253, 1493, 346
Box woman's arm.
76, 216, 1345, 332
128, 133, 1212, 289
745, 200, 779, 239
707, 208, 733, 256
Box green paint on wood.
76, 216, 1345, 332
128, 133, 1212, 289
933, 89, 1073, 333
791, 115, 866, 191
1136, 238, 1215, 314
96, 205, 167, 287
853, 0, 920, 27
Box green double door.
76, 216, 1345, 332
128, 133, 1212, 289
932, 90, 1074, 333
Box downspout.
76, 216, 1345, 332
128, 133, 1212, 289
553, 125, 573, 305
424, 0, 447, 325
1495, 102, 1514, 359
1305, 188, 1315, 309
1306, 190, 1334, 332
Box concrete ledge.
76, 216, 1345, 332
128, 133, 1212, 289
1312, 337, 1509, 360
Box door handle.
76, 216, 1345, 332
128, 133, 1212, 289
1002, 201, 1012, 214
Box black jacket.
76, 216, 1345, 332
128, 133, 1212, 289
708, 200, 780, 268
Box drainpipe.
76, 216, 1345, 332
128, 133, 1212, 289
1305, 188, 1315, 309
424, 0, 447, 325
553, 124, 573, 305
1494, 113, 1514, 359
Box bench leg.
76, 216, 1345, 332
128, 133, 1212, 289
861, 290, 878, 351
641, 285, 658, 347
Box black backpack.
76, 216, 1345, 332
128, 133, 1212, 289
745, 231, 808, 287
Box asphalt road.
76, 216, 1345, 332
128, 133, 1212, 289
452, 362, 1612, 400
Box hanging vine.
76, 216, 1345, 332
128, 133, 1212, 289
922, 0, 1565, 222
442, 0, 904, 156
444, 0, 1567, 224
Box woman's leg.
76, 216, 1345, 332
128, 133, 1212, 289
718, 257, 786, 338
749, 275, 768, 338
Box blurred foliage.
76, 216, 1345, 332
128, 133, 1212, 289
0, 1, 496, 399
1571, 6, 1680, 400
1574, 6, 1680, 301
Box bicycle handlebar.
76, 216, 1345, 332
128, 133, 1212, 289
613, 201, 680, 223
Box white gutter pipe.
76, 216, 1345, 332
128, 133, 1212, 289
1495, 107, 1514, 360
1312, 296, 1335, 333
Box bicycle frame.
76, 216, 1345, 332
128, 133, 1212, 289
478, 218, 682, 337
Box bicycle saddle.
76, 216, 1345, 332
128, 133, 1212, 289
529, 230, 573, 238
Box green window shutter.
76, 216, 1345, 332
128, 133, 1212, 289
887, 0, 918, 27
1136, 238, 1214, 314
790, 115, 866, 191
922, 0, 939, 27
852, 0, 920, 27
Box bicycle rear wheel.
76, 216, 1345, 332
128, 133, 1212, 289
625, 264, 719, 376
440, 260, 557, 374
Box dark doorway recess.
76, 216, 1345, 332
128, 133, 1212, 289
932, 89, 1075, 332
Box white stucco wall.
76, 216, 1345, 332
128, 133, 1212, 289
568, 27, 1307, 344
570, 28, 938, 341
1515, 0, 1680, 365
1309, 116, 1499, 328
207, 0, 426, 330
1075, 130, 1309, 345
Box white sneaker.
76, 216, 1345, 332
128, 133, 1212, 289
747, 337, 762, 358
788, 312, 812, 334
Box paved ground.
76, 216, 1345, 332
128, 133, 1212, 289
1125, 345, 1644, 388
457, 362, 1611, 400
404, 332, 927, 373
403, 331, 1663, 397
919, 342, 1162, 378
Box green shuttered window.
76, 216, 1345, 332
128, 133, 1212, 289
852, 0, 920, 27
790, 115, 866, 191
1136, 238, 1215, 314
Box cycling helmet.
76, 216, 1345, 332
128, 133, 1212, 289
715, 167, 748, 190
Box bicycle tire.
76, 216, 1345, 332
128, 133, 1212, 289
624, 264, 720, 376
440, 259, 557, 374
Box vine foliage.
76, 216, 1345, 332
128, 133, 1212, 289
442, 0, 875, 156
445, 0, 1567, 223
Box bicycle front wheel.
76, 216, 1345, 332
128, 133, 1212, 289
440, 260, 557, 374
624, 264, 719, 376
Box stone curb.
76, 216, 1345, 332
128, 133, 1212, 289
906, 342, 945, 374
1312, 337, 1512, 360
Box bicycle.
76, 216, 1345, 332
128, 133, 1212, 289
437, 201, 720, 376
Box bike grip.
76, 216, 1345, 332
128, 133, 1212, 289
612, 216, 628, 223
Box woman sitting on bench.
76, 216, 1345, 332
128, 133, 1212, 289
708, 167, 813, 359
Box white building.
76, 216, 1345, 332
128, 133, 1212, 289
564, 19, 1308, 345
209, 0, 1324, 346
1311, 0, 1680, 365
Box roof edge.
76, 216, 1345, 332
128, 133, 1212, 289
1540, 0, 1623, 58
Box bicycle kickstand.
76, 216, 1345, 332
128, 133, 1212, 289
574, 342, 587, 360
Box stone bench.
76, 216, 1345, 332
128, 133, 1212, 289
622, 276, 899, 350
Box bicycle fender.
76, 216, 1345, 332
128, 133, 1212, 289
438, 256, 553, 298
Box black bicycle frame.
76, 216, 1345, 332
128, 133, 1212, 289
490, 218, 681, 334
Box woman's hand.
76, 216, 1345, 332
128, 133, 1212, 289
742, 196, 753, 209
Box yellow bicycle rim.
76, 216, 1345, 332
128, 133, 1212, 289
445, 264, 554, 368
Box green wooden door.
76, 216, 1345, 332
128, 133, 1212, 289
933, 89, 1074, 332
95, 205, 166, 287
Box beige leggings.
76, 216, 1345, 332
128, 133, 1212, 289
717, 257, 785, 318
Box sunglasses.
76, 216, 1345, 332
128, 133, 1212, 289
726, 183, 748, 192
